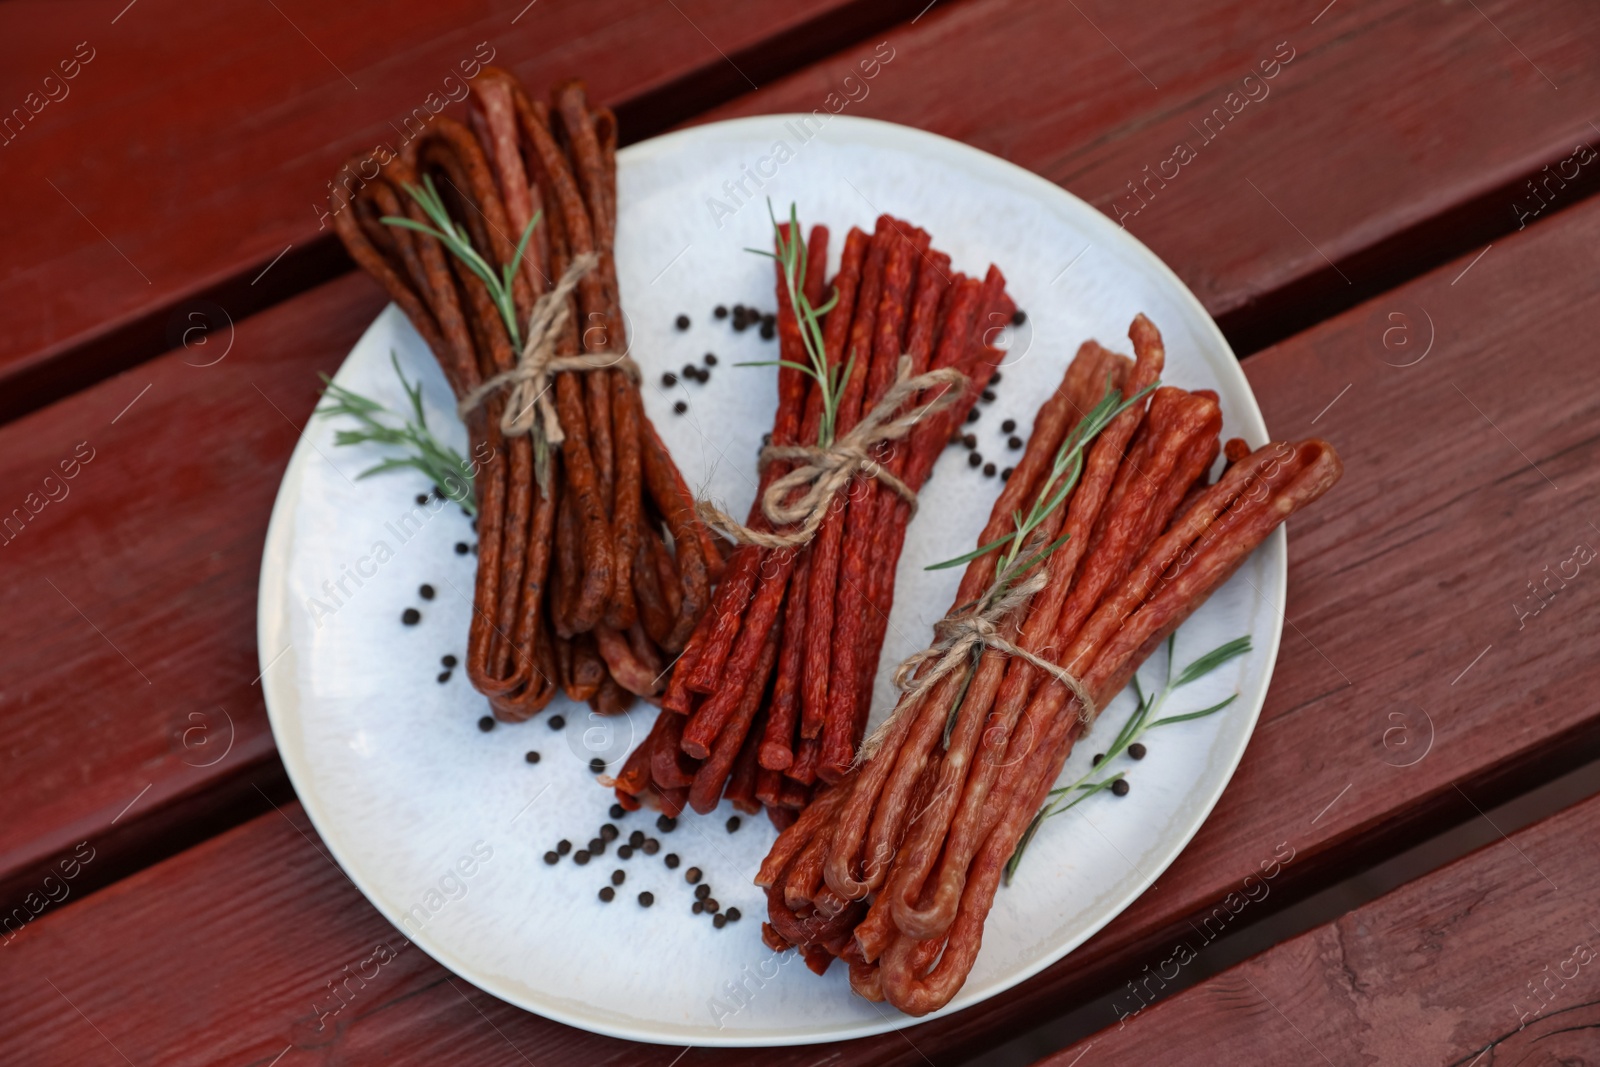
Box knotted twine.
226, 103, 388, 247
695, 358, 967, 549
857, 543, 1097, 763
456, 252, 637, 444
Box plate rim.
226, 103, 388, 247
258, 112, 1285, 1046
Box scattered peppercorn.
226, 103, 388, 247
962, 433, 977, 449
703, 898, 719, 913
1129, 742, 1147, 760
589, 757, 605, 773
726, 816, 742, 833
664, 853, 680, 868
415, 493, 428, 505
673, 400, 687, 415
1112, 778, 1131, 796
611, 869, 626, 886
402, 608, 422, 625
610, 803, 628, 820
600, 824, 619, 842
966, 409, 980, 423
589, 837, 605, 853
599, 886, 615, 902
713, 913, 727, 929
760, 320, 776, 340
455, 542, 469, 555
714, 305, 728, 319
549, 715, 566, 730
981, 389, 996, 402
1008, 436, 1023, 451
617, 845, 633, 859
662, 372, 678, 387
442, 654, 458, 668
419, 584, 435, 600
1091, 752, 1104, 766
557, 839, 572, 855
704, 352, 718, 366
692, 900, 704, 914
638, 891, 654, 907
437, 671, 452, 684
725, 908, 742, 922
628, 830, 645, 848
1001, 418, 1017, 434
983, 463, 996, 477
525, 751, 541, 764
675, 314, 690, 330
694, 884, 710, 901
1012, 309, 1027, 326
1001, 467, 1013, 481
543, 851, 558, 865
657, 815, 677, 833
992, 371, 1003, 384
642, 838, 660, 855
732, 313, 750, 332
477, 716, 494, 732
574, 850, 590, 865
685, 867, 702, 884
968, 452, 982, 468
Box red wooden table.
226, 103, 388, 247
4, 1, 1597, 1063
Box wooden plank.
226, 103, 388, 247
4, 143, 1598, 1065
0, 271, 387, 917
0, 0, 931, 421
703, 0, 1600, 352
1038, 790, 1600, 1064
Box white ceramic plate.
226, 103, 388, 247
259, 115, 1283, 1046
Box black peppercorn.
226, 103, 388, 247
442, 654, 458, 668
675, 314, 690, 330
662, 372, 678, 387
610, 803, 627, 820
611, 869, 625, 886
703, 898, 719, 913
525, 751, 541, 764
1012, 309, 1027, 326
588, 838, 604, 853
968, 452, 982, 468
981, 389, 996, 402
704, 352, 718, 366
1129, 742, 1147, 760
1008, 435, 1023, 450
725, 907, 741, 922
983, 463, 996, 477
733, 314, 750, 332
589, 757, 605, 773
642, 838, 660, 855
692, 901, 704, 914
726, 816, 741, 833
1001, 467, 1013, 481
992, 371, 1003, 384
1001, 419, 1016, 434
1091, 753, 1104, 766
628, 830, 645, 848
601, 824, 619, 842
437, 671, 451, 684
617, 845, 633, 859
402, 608, 421, 625
1112, 778, 1130, 796
966, 408, 979, 423
657, 815, 677, 833
549, 715, 566, 730
599, 886, 615, 902
685, 867, 702, 884
543, 851, 558, 865
638, 892, 654, 907
713, 913, 727, 929
664, 853, 680, 868
962, 433, 977, 449
455, 542, 469, 555
673, 400, 687, 415
415, 493, 428, 505
574, 850, 590, 865
419, 584, 435, 600
714, 305, 728, 319
557, 839, 571, 855
694, 884, 710, 900
477, 716, 494, 732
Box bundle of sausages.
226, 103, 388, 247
331, 70, 721, 723
755, 317, 1343, 1014
609, 216, 1014, 818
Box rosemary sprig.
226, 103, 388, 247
925, 375, 1157, 586
1003, 633, 1252, 882
380, 175, 539, 351
318, 351, 478, 515
737, 201, 848, 447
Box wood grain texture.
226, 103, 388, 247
0, 270, 386, 920
0, 0, 932, 421
703, 0, 1600, 352
1039, 790, 1600, 1064
5, 159, 1599, 1066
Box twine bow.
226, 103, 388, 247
696, 358, 967, 550
456, 252, 636, 444
858, 546, 1097, 763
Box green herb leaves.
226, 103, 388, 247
1004, 633, 1251, 883
318, 352, 478, 515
